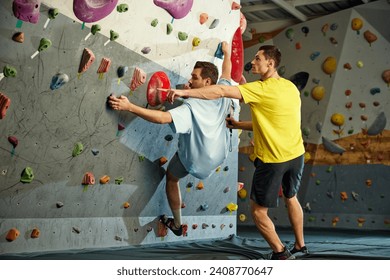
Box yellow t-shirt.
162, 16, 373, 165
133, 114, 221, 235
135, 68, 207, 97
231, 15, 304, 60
238, 78, 304, 163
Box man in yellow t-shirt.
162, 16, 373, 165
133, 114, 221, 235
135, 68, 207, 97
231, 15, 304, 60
166, 45, 307, 260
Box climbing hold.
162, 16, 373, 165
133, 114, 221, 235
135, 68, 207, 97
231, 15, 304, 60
196, 181, 204, 190
315, 179, 321, 185
278, 65, 286, 76
123, 202, 130, 209
117, 3, 128, 12
357, 218, 366, 227
322, 137, 345, 154
72, 227, 81, 234
290, 72, 309, 91
322, 56, 337, 76
146, 71, 170, 107
48, 8, 59, 19
99, 175, 110, 184
330, 23, 338, 31
302, 127, 310, 138
310, 51, 320, 61
329, 37, 338, 45
6, 228, 20, 242
141, 47, 151, 54
321, 23, 329, 36
181, 202, 186, 208
212, 224, 216, 228
361, 115, 368, 121
192, 37, 201, 48
151, 18, 159, 27
115, 176, 124, 184
382, 70, 390, 86
138, 155, 145, 162
31, 228, 40, 238
134, 228, 138, 232
220, 224, 225, 230
20, 167, 34, 183
295, 42, 301, 49
192, 224, 198, 229
200, 204, 208, 211
244, 62, 252, 72
223, 186, 230, 193
37, 38, 52, 52
214, 42, 224, 59
202, 223, 209, 229
159, 156, 168, 166
12, 32, 24, 43
146, 226, 153, 233
56, 201, 64, 208
91, 24, 101, 35
332, 217, 339, 226
345, 89, 352, 96
78, 48, 95, 74
91, 149, 99, 156
12, 0, 41, 23
3, 65, 17, 78
343, 63, 352, 70
166, 23, 173, 35
370, 87, 380, 95
209, 19, 219, 29
365, 179, 372, 187
345, 102, 352, 109
308, 216, 316, 222
311, 85, 325, 103
367, 112, 386, 136
239, 214, 246, 222
226, 202, 238, 212
110, 30, 119, 41
117, 66, 128, 79
304, 202, 311, 213
223, 166, 229, 172
373, 101, 380, 107
73, 0, 118, 23
331, 113, 345, 126
364, 30, 377, 46
340, 192, 348, 201
199, 13, 208, 25
178, 31, 188, 41
50, 73, 69, 90
351, 191, 359, 201
238, 188, 247, 199
326, 166, 333, 173
186, 182, 193, 188
301, 26, 309, 36
315, 122, 322, 133
82, 172, 95, 185
115, 236, 122, 241
356, 61, 364, 68
285, 28, 294, 41
97, 58, 112, 75
130, 67, 147, 91
351, 18, 363, 34
8, 136, 18, 148
304, 152, 311, 163
72, 142, 84, 157
153, 0, 193, 19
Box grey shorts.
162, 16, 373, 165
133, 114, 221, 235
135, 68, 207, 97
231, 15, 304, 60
167, 152, 189, 179
251, 154, 304, 208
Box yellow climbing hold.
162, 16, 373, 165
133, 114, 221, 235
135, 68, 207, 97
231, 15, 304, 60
331, 113, 345, 126
322, 56, 337, 76
226, 202, 238, 212
239, 214, 246, 222
304, 152, 311, 163
311, 85, 325, 102
238, 188, 247, 199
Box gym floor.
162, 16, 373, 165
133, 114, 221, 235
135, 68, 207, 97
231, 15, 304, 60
1, 226, 389, 260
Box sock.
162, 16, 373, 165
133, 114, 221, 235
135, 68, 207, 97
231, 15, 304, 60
172, 209, 182, 228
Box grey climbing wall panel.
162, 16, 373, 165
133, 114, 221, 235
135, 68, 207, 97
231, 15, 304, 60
0, 2, 239, 255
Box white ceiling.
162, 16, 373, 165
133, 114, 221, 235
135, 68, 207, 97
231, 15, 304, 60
240, 0, 379, 40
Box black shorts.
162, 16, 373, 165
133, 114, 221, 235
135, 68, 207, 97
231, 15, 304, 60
251, 154, 304, 208
167, 152, 189, 179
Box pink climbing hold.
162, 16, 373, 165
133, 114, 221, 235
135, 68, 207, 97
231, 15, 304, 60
73, 0, 119, 23
8, 136, 18, 148
146, 71, 170, 107
153, 0, 193, 19
82, 172, 95, 185
130, 67, 147, 91
97, 57, 112, 73
78, 48, 95, 74
12, 0, 41, 24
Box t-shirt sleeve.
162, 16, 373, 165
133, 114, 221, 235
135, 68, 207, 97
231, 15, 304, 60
217, 78, 232, 86
168, 103, 192, 134
238, 81, 262, 104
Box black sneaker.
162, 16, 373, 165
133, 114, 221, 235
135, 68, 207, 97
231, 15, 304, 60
290, 245, 309, 256
269, 247, 295, 260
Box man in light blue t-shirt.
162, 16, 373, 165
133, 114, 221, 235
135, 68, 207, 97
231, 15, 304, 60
108, 42, 233, 236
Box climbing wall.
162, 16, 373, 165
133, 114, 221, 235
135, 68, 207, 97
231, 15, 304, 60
237, 0, 390, 231
0, 0, 241, 255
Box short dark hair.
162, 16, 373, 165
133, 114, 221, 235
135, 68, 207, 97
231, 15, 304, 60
259, 45, 281, 68
193, 61, 219, 85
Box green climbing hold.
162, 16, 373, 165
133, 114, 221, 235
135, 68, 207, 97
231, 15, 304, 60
38, 38, 52, 52
48, 8, 59, 19
116, 4, 128, 13
178, 31, 188, 41
151, 18, 159, 27
91, 24, 101, 35
20, 167, 34, 183
115, 176, 124, 185
110, 30, 119, 41
3, 65, 17, 78
166, 23, 173, 35
72, 142, 84, 157
326, 166, 333, 173
315, 179, 321, 185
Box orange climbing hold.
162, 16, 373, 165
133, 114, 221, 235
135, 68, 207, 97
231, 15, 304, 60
196, 181, 204, 190
159, 156, 168, 166
0, 93, 11, 119
123, 202, 130, 209
199, 13, 208, 24
6, 228, 20, 242
340, 192, 348, 201
31, 228, 40, 238
365, 179, 372, 187
100, 175, 110, 184
332, 217, 339, 226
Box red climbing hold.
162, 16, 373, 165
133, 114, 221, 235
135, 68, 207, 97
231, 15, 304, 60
0, 93, 11, 119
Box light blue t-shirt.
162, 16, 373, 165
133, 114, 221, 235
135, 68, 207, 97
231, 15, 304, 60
168, 78, 232, 179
